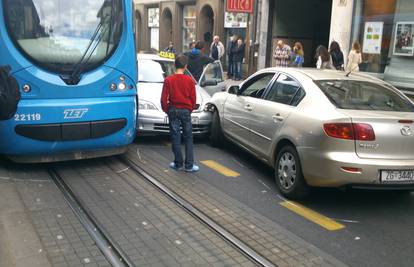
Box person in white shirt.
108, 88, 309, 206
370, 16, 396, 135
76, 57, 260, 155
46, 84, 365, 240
346, 41, 362, 72
209, 35, 225, 61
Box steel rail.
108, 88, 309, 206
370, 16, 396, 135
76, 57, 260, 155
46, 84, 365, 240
48, 168, 135, 267
118, 156, 277, 267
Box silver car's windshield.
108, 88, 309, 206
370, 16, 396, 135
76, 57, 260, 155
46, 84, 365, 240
138, 59, 195, 83
317, 80, 414, 112
138, 59, 175, 83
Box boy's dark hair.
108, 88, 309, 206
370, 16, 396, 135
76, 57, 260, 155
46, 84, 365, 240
175, 55, 188, 69
195, 41, 204, 50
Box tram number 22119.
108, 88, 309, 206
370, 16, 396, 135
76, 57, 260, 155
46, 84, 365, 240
14, 113, 41, 121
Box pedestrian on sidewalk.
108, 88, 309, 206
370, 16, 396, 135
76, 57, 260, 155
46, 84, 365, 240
161, 55, 199, 172
329, 41, 344, 70
315, 45, 334, 69
210, 35, 225, 61
164, 41, 176, 54
346, 41, 362, 72
232, 38, 245, 80
187, 41, 214, 82
227, 35, 237, 79
291, 42, 304, 67
273, 40, 291, 67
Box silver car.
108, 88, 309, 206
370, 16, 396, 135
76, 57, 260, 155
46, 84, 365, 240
137, 53, 224, 136
207, 68, 414, 199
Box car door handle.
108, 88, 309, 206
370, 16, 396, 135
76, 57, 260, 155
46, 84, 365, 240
244, 105, 253, 111
272, 114, 284, 122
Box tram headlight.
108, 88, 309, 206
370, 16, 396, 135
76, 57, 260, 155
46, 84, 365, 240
110, 83, 117, 91
23, 84, 31, 93
118, 82, 127, 91
138, 100, 158, 110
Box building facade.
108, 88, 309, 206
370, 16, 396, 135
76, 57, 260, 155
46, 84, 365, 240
135, 0, 414, 91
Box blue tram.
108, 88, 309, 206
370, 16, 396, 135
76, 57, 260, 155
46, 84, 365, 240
0, 0, 137, 162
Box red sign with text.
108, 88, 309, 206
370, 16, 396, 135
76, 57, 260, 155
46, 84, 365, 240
226, 0, 254, 13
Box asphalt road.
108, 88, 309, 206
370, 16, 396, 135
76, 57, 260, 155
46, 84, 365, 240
137, 136, 414, 267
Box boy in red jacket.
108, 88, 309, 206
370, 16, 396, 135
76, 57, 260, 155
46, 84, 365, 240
161, 55, 199, 172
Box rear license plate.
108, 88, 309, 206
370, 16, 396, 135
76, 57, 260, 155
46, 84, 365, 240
381, 170, 414, 182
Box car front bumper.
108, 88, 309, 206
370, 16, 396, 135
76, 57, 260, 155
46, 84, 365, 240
137, 110, 212, 136
299, 147, 414, 188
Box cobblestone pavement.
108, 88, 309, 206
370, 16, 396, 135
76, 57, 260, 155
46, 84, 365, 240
0, 160, 110, 267
126, 144, 348, 267
55, 159, 254, 267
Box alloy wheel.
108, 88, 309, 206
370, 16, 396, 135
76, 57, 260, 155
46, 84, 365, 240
278, 152, 297, 190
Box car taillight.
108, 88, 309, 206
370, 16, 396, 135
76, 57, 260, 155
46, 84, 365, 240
353, 123, 375, 141
323, 123, 375, 141
323, 123, 354, 140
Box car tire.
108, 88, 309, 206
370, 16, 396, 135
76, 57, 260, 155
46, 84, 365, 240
210, 110, 224, 147
275, 145, 309, 199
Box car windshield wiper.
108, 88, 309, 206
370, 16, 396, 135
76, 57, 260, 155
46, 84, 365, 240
65, 11, 112, 85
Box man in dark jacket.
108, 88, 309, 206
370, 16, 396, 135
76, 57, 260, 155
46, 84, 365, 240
232, 38, 245, 80
227, 35, 237, 79
187, 41, 214, 82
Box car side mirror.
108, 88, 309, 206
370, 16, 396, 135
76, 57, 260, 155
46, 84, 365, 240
228, 85, 239, 95
201, 79, 218, 87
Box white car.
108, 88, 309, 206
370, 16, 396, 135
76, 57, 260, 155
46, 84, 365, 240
136, 53, 224, 136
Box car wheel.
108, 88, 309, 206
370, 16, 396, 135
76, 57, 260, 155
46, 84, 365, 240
210, 110, 224, 147
275, 145, 309, 199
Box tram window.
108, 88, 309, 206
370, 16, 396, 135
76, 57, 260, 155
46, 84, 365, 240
3, 0, 124, 73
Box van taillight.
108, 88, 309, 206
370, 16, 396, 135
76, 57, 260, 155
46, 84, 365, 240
323, 123, 375, 141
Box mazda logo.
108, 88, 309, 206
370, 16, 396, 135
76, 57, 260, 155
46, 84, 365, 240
401, 126, 412, 136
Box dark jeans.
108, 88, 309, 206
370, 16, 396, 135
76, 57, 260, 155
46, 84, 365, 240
233, 62, 242, 80
168, 107, 194, 169
227, 58, 233, 77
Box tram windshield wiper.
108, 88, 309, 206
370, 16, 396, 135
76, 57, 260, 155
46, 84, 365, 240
64, 10, 113, 85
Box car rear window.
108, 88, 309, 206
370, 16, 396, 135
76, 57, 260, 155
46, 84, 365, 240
316, 80, 414, 112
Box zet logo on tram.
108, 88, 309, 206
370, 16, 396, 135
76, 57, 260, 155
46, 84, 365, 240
63, 108, 89, 119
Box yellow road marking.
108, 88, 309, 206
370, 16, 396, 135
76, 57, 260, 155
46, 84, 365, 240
201, 160, 240, 177
280, 201, 345, 231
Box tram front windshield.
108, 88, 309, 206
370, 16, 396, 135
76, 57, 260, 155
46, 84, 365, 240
3, 0, 123, 73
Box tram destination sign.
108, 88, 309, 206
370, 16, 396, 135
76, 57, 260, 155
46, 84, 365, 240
226, 0, 254, 13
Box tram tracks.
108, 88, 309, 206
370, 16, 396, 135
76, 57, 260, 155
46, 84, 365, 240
48, 168, 134, 267
48, 156, 277, 267
117, 156, 276, 267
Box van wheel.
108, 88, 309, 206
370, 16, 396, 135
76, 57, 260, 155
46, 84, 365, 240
275, 145, 309, 199
210, 110, 224, 147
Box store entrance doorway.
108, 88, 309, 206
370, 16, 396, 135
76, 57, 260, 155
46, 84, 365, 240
268, 0, 333, 67
161, 8, 173, 51
199, 5, 214, 51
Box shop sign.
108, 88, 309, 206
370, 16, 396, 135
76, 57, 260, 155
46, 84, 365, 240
393, 22, 414, 56
362, 21, 383, 54
224, 12, 248, 28
226, 0, 254, 13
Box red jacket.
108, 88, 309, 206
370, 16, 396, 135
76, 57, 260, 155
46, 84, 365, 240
161, 74, 196, 113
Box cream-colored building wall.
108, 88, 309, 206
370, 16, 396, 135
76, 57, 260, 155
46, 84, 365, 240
329, 0, 355, 65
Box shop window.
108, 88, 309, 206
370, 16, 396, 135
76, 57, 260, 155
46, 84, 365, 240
182, 5, 196, 52
148, 7, 159, 51
351, 0, 397, 73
